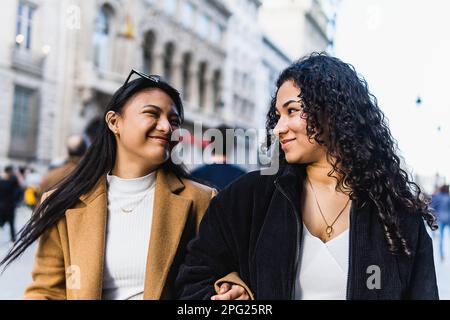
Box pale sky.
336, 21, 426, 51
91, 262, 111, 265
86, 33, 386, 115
334, 0, 450, 185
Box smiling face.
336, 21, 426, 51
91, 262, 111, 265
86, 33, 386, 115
273, 80, 327, 164
106, 88, 181, 171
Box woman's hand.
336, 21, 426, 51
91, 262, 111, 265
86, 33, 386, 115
211, 282, 250, 300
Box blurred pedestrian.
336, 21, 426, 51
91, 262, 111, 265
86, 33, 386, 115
191, 124, 246, 191
431, 185, 450, 261
15, 166, 27, 206
39, 134, 88, 199
23, 167, 41, 211
0, 165, 20, 242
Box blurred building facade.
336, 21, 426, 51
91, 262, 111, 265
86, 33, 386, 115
259, 0, 339, 60
0, 0, 58, 166
0, 0, 337, 170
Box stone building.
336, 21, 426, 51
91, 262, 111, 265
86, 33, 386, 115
0, 0, 336, 171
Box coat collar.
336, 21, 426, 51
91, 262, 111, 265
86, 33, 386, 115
274, 164, 306, 188
65, 167, 191, 299
78, 168, 185, 205
273, 164, 306, 211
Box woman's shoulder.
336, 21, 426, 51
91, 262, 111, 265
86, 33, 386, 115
222, 169, 277, 193
182, 177, 215, 193
180, 177, 217, 203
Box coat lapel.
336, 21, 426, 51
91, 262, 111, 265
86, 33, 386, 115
63, 170, 192, 300
65, 178, 107, 300
143, 169, 192, 299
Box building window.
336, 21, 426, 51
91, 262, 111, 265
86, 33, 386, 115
248, 102, 255, 118
212, 70, 222, 110
93, 4, 114, 70
233, 70, 239, 85
233, 94, 239, 113
211, 23, 223, 45
9, 86, 39, 159
181, 1, 195, 29
165, 0, 178, 16
163, 42, 175, 82
242, 73, 248, 91
15, 1, 36, 50
182, 52, 191, 100
143, 31, 156, 74
199, 14, 210, 39
198, 62, 207, 108
241, 100, 247, 117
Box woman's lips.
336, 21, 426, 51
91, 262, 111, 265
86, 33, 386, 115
280, 138, 296, 150
148, 136, 169, 145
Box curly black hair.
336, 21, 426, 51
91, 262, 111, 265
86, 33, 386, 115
266, 52, 437, 256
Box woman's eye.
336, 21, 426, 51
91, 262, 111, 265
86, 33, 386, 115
288, 108, 299, 115
145, 111, 158, 117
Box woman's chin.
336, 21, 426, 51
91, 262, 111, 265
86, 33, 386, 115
143, 151, 169, 166
284, 153, 301, 164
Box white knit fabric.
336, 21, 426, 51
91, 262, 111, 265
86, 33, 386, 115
294, 223, 349, 300
102, 171, 156, 300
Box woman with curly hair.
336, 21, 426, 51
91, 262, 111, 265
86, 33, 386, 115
176, 53, 439, 300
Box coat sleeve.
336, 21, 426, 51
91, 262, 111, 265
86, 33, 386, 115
406, 220, 439, 300
24, 192, 66, 300
175, 195, 240, 300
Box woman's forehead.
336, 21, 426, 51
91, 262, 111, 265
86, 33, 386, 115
276, 81, 301, 109
127, 88, 178, 113
277, 80, 300, 97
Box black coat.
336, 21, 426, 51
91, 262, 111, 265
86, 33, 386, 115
176, 164, 439, 300
0, 177, 19, 220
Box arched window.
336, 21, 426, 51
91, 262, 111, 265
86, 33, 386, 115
163, 42, 175, 82
93, 4, 114, 70
181, 52, 191, 100
198, 61, 207, 108
142, 31, 156, 74
212, 69, 222, 110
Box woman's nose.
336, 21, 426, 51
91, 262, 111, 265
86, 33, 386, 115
273, 117, 288, 139
156, 118, 172, 134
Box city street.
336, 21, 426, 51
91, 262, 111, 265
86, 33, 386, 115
0, 207, 36, 299
0, 206, 449, 299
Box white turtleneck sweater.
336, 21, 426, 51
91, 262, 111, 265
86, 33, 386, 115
102, 171, 156, 300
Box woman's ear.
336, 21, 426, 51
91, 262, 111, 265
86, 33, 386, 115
105, 111, 121, 136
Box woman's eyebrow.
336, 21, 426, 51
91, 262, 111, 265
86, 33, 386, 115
275, 99, 301, 112
142, 104, 161, 111
282, 99, 301, 108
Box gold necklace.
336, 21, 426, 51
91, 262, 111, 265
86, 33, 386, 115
110, 189, 152, 214
306, 176, 350, 238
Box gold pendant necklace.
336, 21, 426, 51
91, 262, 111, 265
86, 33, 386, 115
111, 189, 151, 214
306, 176, 350, 238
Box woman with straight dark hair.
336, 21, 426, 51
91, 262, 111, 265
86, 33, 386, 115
176, 53, 439, 300
0, 70, 243, 300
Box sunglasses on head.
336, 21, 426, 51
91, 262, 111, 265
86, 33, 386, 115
123, 69, 181, 96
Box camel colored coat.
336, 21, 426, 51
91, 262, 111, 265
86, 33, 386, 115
24, 168, 217, 300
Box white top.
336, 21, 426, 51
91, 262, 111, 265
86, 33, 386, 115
102, 171, 156, 300
294, 223, 349, 300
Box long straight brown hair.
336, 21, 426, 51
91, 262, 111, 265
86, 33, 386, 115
0, 77, 189, 270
